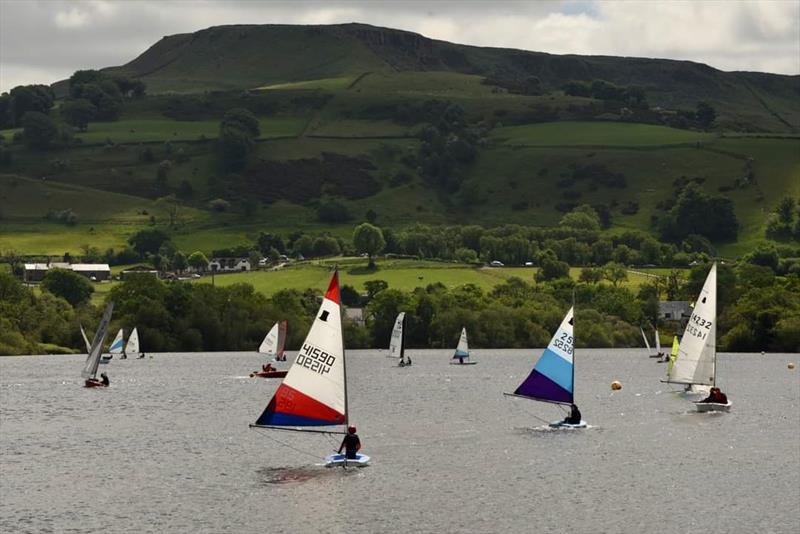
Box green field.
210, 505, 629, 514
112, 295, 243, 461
491, 121, 714, 146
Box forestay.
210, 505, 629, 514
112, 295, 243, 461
511, 307, 574, 405
389, 312, 406, 360
254, 272, 347, 427
82, 302, 114, 379
666, 264, 716, 386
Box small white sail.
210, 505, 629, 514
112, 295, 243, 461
80, 324, 92, 354
108, 329, 125, 354
389, 312, 406, 360
82, 303, 114, 379
125, 327, 140, 357
667, 264, 716, 386
655, 329, 662, 354
259, 322, 281, 356
640, 327, 652, 356
453, 327, 470, 361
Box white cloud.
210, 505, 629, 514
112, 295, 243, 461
0, 0, 797, 92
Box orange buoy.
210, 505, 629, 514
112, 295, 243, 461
611, 380, 622, 391
789, 362, 796, 370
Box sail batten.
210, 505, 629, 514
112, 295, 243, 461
512, 307, 575, 405
254, 271, 346, 428
666, 264, 717, 386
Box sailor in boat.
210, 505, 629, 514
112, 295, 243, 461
338, 426, 362, 460
699, 387, 728, 404
101, 372, 109, 386
262, 363, 276, 373
561, 404, 582, 425
457, 356, 464, 364
406, 356, 412, 366
398, 359, 406, 367
139, 352, 146, 359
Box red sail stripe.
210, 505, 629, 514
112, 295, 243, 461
324, 270, 340, 304
271, 383, 345, 423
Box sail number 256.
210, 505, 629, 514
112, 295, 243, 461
553, 333, 574, 355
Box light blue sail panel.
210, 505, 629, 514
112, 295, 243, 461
533, 348, 573, 393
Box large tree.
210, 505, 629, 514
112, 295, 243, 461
353, 223, 385, 269
61, 99, 96, 131
218, 108, 260, 170
128, 228, 170, 257
41, 268, 94, 306
22, 111, 58, 149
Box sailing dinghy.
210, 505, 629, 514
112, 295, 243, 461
103, 328, 124, 362
125, 327, 140, 359
505, 307, 586, 428
83, 302, 114, 388
662, 263, 730, 412
390, 312, 411, 367
250, 270, 370, 467
252, 321, 289, 378
451, 327, 477, 365
641, 326, 663, 358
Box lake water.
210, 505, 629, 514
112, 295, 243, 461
1, 350, 798, 533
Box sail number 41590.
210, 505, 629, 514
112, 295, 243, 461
553, 332, 574, 355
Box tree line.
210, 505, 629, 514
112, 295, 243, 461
1, 258, 798, 355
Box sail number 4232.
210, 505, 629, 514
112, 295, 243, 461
686, 313, 712, 340
553, 333, 574, 355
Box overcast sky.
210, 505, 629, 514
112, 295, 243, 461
1, 0, 798, 92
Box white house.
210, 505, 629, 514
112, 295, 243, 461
209, 257, 251, 272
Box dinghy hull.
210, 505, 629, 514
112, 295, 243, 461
449, 361, 478, 365
325, 453, 370, 467
694, 401, 731, 412
84, 379, 108, 388
251, 370, 288, 379
549, 420, 587, 429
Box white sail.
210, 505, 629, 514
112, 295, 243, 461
125, 327, 140, 357
640, 327, 652, 355
108, 329, 125, 354
453, 327, 469, 360
80, 324, 92, 353
82, 302, 114, 379
259, 322, 281, 356
389, 312, 406, 360
667, 264, 716, 386
655, 329, 662, 353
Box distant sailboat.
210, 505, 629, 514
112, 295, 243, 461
83, 302, 114, 388
250, 270, 369, 466
103, 328, 124, 362
451, 327, 477, 365
126, 327, 140, 359
662, 263, 730, 411
666, 335, 680, 375
390, 312, 410, 367
505, 307, 586, 428
641, 326, 663, 358
252, 320, 289, 378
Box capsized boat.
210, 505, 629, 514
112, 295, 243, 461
390, 312, 411, 367
505, 306, 586, 428
450, 327, 477, 365
250, 270, 369, 466
83, 302, 114, 388
662, 263, 731, 412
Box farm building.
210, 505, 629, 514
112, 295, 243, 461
24, 263, 111, 282
209, 257, 251, 272
120, 266, 159, 279
659, 301, 692, 320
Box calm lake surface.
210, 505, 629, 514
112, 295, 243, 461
1, 350, 798, 533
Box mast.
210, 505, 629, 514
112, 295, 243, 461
571, 289, 576, 401
338, 269, 349, 429
712, 266, 717, 387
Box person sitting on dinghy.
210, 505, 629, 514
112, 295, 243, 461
700, 387, 727, 404
563, 404, 581, 425
338, 425, 361, 460
262, 363, 275, 373
406, 356, 412, 366
100, 372, 110, 386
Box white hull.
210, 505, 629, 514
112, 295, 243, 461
549, 420, 587, 429
450, 361, 478, 365
694, 401, 731, 412
325, 453, 370, 467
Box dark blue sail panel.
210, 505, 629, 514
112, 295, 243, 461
513, 369, 573, 404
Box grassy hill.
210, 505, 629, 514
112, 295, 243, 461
2, 24, 799, 258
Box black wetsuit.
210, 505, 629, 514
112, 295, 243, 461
566, 405, 581, 424
101, 374, 110, 386
339, 433, 361, 459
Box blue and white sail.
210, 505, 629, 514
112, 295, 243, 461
108, 329, 125, 354
510, 307, 574, 405
453, 327, 469, 360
